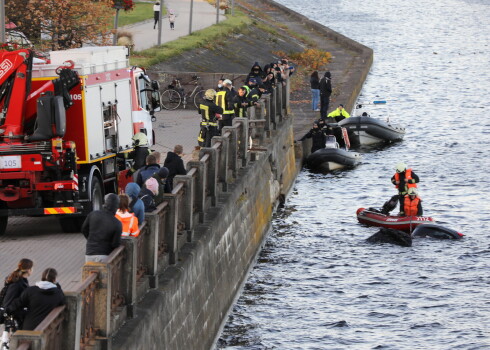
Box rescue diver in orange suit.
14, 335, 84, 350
391, 163, 420, 212
400, 187, 423, 216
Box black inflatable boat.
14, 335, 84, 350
306, 134, 361, 171
339, 115, 405, 146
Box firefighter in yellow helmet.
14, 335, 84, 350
126, 132, 151, 178
198, 89, 223, 147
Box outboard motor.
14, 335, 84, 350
381, 195, 399, 214
412, 224, 464, 240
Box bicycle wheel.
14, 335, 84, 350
193, 89, 207, 110
160, 89, 181, 110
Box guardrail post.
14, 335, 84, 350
120, 237, 137, 317
64, 292, 82, 350
162, 194, 178, 264
144, 211, 160, 288
276, 83, 283, 122
221, 126, 238, 176
232, 118, 248, 167
199, 147, 217, 206
283, 79, 290, 115
174, 175, 194, 242
82, 263, 109, 340
270, 87, 277, 128
211, 136, 229, 192
283, 79, 291, 115
261, 95, 272, 134
187, 161, 207, 223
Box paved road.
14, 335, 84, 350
0, 109, 200, 290
124, 0, 226, 51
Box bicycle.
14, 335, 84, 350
160, 75, 207, 110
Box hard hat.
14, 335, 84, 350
223, 79, 232, 86
395, 163, 407, 173
407, 188, 418, 196
204, 89, 216, 100
132, 132, 148, 147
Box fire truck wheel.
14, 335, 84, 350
91, 177, 104, 212
0, 202, 7, 236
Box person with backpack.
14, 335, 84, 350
7, 268, 65, 331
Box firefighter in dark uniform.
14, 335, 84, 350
248, 84, 267, 105
198, 89, 223, 147
126, 132, 151, 178
233, 87, 253, 118
215, 79, 235, 131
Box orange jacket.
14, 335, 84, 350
394, 168, 417, 191
115, 210, 140, 237
403, 195, 422, 216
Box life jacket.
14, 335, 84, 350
394, 168, 417, 193
215, 90, 234, 115
116, 210, 140, 237
403, 195, 421, 217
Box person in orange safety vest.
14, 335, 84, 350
391, 162, 420, 211
400, 188, 423, 216
115, 194, 140, 237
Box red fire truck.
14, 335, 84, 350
0, 46, 161, 234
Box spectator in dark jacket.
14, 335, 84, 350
152, 167, 170, 205
319, 71, 332, 119
125, 182, 144, 225
136, 154, 160, 187
1, 258, 33, 328
245, 62, 264, 85
82, 193, 122, 263
164, 145, 186, 191
8, 268, 65, 331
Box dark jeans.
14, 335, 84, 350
320, 94, 330, 118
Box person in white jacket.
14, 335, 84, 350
153, 2, 160, 29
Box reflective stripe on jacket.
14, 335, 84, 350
215, 91, 234, 114
116, 210, 140, 237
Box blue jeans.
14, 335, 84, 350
311, 89, 320, 110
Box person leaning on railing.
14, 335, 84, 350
1, 259, 33, 342
82, 194, 122, 263
6, 268, 65, 331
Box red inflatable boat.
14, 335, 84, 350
356, 208, 435, 232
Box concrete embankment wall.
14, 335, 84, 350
113, 117, 297, 350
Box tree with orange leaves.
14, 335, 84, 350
6, 0, 114, 50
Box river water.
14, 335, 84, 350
216, 0, 490, 349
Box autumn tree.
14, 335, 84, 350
6, 0, 114, 50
